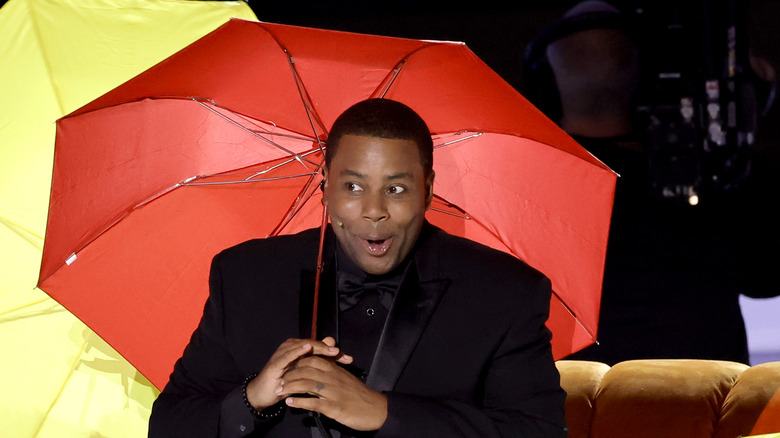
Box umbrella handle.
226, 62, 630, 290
312, 411, 334, 438
311, 205, 328, 340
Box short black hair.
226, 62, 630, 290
326, 98, 433, 177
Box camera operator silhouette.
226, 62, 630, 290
523, 0, 780, 365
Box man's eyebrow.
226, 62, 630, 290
385, 172, 413, 181
340, 169, 365, 178
339, 169, 414, 181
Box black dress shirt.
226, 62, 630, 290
335, 244, 406, 382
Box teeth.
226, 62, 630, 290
364, 238, 390, 255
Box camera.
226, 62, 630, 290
522, 0, 775, 205
632, 0, 762, 205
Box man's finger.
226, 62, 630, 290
280, 361, 333, 386
305, 338, 354, 364
284, 394, 328, 414
276, 377, 328, 399
285, 355, 343, 374
271, 339, 344, 369
266, 342, 312, 373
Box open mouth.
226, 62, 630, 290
362, 237, 392, 256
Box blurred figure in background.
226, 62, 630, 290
523, 0, 780, 365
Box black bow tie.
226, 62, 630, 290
338, 271, 399, 311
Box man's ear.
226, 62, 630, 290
425, 170, 435, 208
321, 168, 328, 206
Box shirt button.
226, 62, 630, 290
239, 424, 247, 432
366, 307, 375, 316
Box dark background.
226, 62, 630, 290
249, 1, 779, 90
249, 0, 571, 91
249, 0, 780, 167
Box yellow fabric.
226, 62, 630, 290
0, 0, 256, 436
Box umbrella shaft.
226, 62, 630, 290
311, 205, 328, 340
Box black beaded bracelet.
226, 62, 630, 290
242, 373, 286, 419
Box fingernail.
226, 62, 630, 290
285, 397, 294, 406
275, 385, 283, 394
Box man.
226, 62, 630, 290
149, 98, 567, 437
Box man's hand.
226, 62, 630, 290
245, 337, 352, 412
278, 354, 388, 431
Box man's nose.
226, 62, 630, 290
362, 192, 388, 222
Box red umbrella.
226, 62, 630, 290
38, 18, 616, 390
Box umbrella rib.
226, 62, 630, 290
287, 59, 328, 153
31, 338, 89, 438
257, 24, 328, 154
0, 297, 63, 321
185, 148, 323, 185
41, 145, 325, 278
190, 97, 320, 168
191, 148, 323, 183
242, 148, 323, 181
0, 214, 44, 250
553, 292, 598, 342
224, 106, 319, 143
244, 162, 305, 181
183, 172, 319, 186
40, 175, 209, 279
433, 131, 483, 150
269, 170, 323, 237
40, 167, 323, 282
372, 42, 442, 98
434, 196, 597, 343
428, 207, 471, 220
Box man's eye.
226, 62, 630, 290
346, 182, 363, 192
388, 186, 406, 195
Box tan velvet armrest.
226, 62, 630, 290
589, 360, 748, 438
715, 361, 780, 438
556, 360, 611, 438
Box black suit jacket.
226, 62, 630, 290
149, 223, 566, 437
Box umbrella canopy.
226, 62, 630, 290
38, 18, 617, 390
0, 0, 257, 435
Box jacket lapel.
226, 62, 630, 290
366, 224, 449, 392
